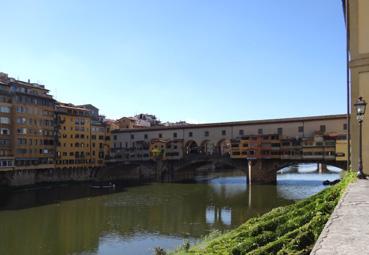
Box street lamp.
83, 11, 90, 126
354, 97, 367, 179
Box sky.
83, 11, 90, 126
0, 0, 347, 123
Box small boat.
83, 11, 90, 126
323, 179, 340, 186
90, 182, 116, 189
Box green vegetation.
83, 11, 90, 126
171, 172, 355, 255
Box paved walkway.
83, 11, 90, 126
311, 179, 369, 255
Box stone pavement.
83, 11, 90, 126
311, 179, 369, 255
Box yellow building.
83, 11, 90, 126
149, 139, 168, 160
347, 0, 369, 174
56, 103, 112, 169
55, 103, 92, 168
336, 138, 348, 162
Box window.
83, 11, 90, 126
0, 117, 10, 124
298, 126, 304, 133
17, 128, 27, 134
320, 125, 326, 133
144, 134, 148, 139
113, 135, 117, 140
0, 139, 9, 145
343, 123, 348, 130
277, 128, 283, 135
0, 106, 10, 113
205, 131, 209, 137
130, 134, 134, 139
222, 130, 226, 136
189, 132, 193, 137
239, 130, 244, 136
16, 149, 27, 154
16, 106, 26, 113
0, 128, 9, 135
173, 132, 177, 138
258, 128, 263, 135
158, 133, 162, 138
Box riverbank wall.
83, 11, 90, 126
0, 159, 245, 189
0, 163, 157, 189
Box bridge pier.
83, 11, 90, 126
318, 163, 328, 173
247, 160, 278, 185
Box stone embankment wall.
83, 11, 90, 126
0, 159, 247, 189
0, 168, 98, 187
0, 163, 158, 188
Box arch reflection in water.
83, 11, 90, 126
205, 206, 232, 226
206, 206, 215, 224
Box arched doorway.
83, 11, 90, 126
185, 140, 199, 155
217, 139, 231, 156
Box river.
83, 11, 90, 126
0, 166, 341, 255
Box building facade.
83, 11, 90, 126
0, 73, 56, 170
91, 120, 110, 166
55, 103, 111, 169
111, 114, 348, 162
0, 73, 113, 171
348, 0, 369, 174
55, 103, 92, 168
0, 75, 14, 170
116, 117, 137, 129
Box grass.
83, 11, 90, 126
170, 172, 355, 255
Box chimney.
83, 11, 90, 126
28, 79, 30, 83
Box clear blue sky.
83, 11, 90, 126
0, 0, 346, 123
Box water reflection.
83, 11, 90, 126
0, 170, 341, 255
205, 206, 232, 226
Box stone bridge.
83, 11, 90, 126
169, 155, 346, 184
106, 155, 347, 184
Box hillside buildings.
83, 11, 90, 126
115, 114, 162, 129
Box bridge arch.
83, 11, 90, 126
276, 161, 346, 173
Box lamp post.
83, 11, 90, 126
354, 97, 367, 179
